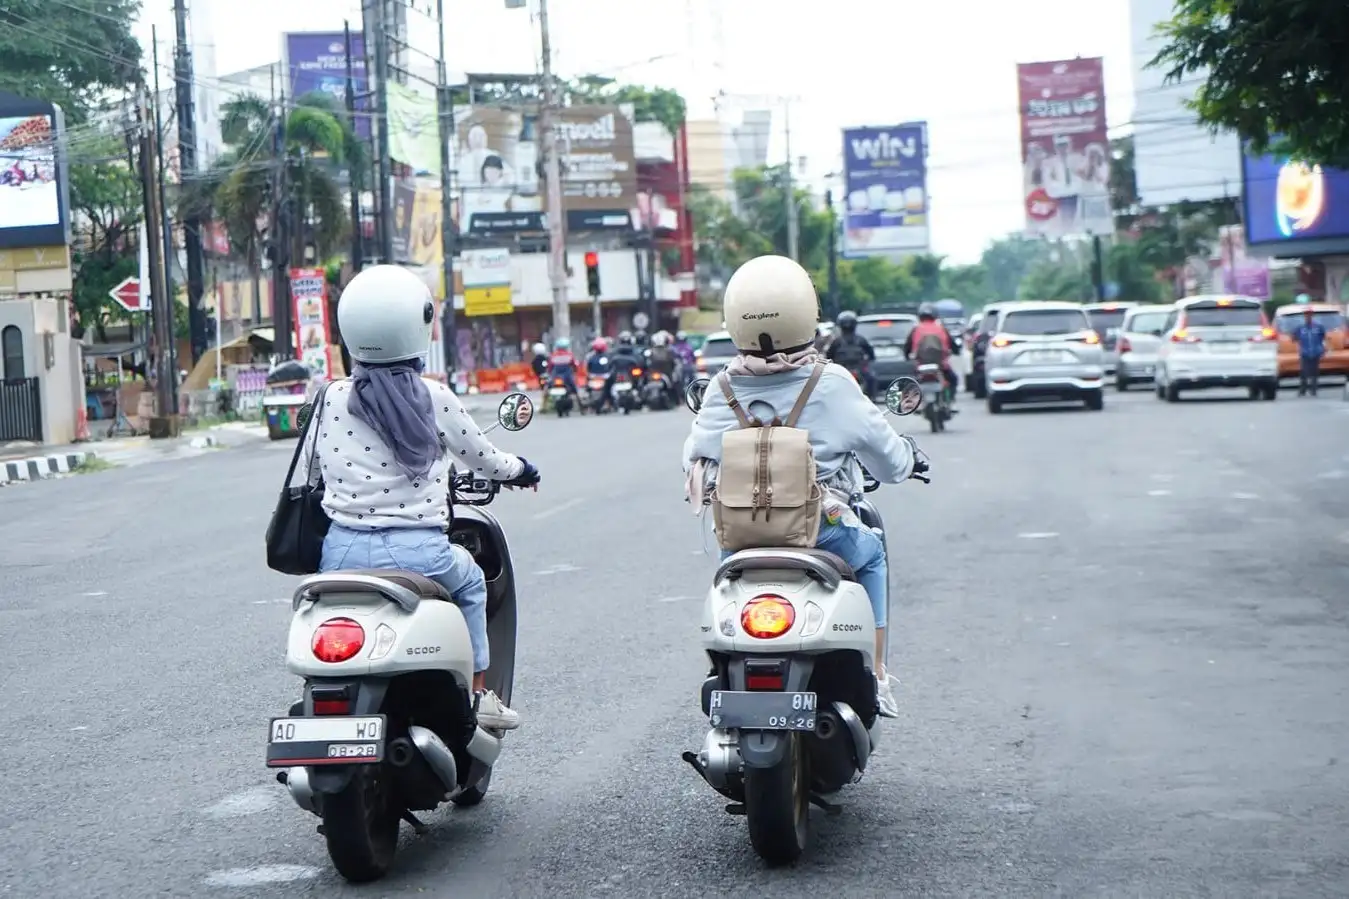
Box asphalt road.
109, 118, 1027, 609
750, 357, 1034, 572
2, 387, 1347, 898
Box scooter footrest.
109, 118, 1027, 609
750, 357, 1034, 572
724, 803, 747, 816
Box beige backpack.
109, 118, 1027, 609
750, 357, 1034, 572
710, 363, 825, 551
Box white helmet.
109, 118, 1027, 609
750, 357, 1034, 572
337, 265, 434, 364
651, 331, 669, 346
722, 255, 819, 354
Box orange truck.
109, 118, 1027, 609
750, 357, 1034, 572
1273, 303, 1349, 377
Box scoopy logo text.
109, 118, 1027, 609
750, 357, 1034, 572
850, 130, 919, 161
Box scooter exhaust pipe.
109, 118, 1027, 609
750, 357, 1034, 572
408, 725, 458, 793
387, 737, 416, 768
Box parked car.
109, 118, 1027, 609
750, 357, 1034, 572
1272, 303, 1349, 380
1154, 295, 1278, 401
855, 313, 918, 398
983, 302, 1105, 412
1083, 302, 1139, 377
960, 312, 983, 379
1114, 304, 1175, 390
968, 302, 1017, 398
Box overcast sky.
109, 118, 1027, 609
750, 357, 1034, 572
134, 0, 1139, 264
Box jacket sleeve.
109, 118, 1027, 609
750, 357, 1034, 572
832, 371, 914, 483
429, 381, 524, 480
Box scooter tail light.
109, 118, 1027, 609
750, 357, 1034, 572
740, 595, 796, 639
311, 617, 365, 663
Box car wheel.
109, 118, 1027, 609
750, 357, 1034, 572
1248, 386, 1261, 401
987, 395, 1003, 414
1263, 382, 1278, 401
1155, 381, 1165, 399
1085, 390, 1104, 411
1165, 383, 1181, 403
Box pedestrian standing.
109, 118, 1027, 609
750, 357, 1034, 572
1291, 307, 1328, 396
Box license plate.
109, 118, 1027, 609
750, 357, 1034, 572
615, 382, 632, 391
265, 715, 386, 767
1208, 342, 1240, 353
1023, 350, 1067, 363
589, 379, 606, 389
875, 345, 900, 358
921, 382, 941, 396
708, 690, 817, 731
548, 387, 567, 396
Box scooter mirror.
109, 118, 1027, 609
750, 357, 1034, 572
685, 377, 710, 413
498, 392, 535, 431
885, 377, 923, 416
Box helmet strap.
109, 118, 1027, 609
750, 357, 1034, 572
743, 338, 813, 358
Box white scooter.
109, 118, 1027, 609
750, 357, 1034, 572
680, 376, 929, 865
265, 392, 536, 883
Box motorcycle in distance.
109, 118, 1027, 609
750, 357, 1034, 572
679, 375, 930, 865
612, 364, 644, 414
265, 392, 536, 883
547, 374, 576, 417
641, 369, 677, 411
585, 372, 611, 414
916, 363, 953, 432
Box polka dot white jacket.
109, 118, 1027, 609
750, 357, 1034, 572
297, 378, 525, 530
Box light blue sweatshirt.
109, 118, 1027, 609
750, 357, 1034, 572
682, 362, 916, 497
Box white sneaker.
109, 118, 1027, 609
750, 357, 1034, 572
476, 690, 521, 730
876, 674, 900, 719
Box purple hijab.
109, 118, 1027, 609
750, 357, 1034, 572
347, 358, 444, 482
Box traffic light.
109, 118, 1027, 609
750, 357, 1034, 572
585, 251, 601, 297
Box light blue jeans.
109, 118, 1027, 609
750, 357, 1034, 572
721, 520, 889, 628
320, 525, 490, 672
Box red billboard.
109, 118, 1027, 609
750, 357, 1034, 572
1017, 57, 1112, 239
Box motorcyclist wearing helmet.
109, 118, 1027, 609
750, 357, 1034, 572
827, 310, 877, 398
547, 336, 582, 405
529, 341, 549, 381
302, 265, 539, 730
633, 329, 650, 349
608, 330, 644, 390
584, 337, 615, 412
682, 255, 924, 717
671, 330, 696, 386
903, 303, 958, 400
646, 331, 679, 403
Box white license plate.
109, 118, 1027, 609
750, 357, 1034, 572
1208, 342, 1240, 353
614, 382, 633, 391
1024, 350, 1068, 363
548, 387, 567, 396
266, 715, 386, 767
875, 345, 901, 358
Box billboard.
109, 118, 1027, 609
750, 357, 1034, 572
0, 91, 68, 251
1017, 57, 1112, 239
452, 104, 636, 234
1242, 153, 1349, 246
1217, 224, 1270, 298
283, 32, 369, 138
840, 123, 929, 257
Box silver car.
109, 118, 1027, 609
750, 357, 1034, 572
1114, 304, 1174, 390
983, 301, 1105, 412
1082, 302, 1139, 376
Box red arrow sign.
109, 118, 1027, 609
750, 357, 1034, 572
108, 276, 145, 312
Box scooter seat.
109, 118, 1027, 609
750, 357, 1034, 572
335, 570, 454, 602
718, 548, 857, 583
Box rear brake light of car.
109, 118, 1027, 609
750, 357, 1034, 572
1249, 327, 1276, 342
1117, 336, 1132, 353
1077, 332, 1100, 345
1171, 329, 1200, 343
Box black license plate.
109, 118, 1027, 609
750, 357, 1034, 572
265, 714, 387, 767
709, 690, 817, 731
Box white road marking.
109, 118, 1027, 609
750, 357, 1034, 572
1231, 492, 1260, 500
534, 563, 582, 576
533, 497, 584, 520
203, 865, 320, 887
81, 591, 108, 597
1017, 532, 1059, 539
656, 595, 697, 603
251, 599, 290, 605
1147, 489, 1172, 497
203, 786, 276, 819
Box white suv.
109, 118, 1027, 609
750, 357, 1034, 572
1154, 295, 1278, 401
983, 302, 1105, 412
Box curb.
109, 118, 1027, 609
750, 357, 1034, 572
0, 451, 93, 485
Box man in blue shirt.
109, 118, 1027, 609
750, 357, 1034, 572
1291, 307, 1328, 396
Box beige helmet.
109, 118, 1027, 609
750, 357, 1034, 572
722, 255, 820, 354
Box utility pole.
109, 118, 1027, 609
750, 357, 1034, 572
370, 0, 395, 264
151, 29, 179, 392
434, 0, 457, 381
783, 101, 798, 262
825, 188, 839, 320
138, 88, 177, 436
271, 84, 294, 359
1091, 233, 1106, 301
537, 0, 571, 338
173, 0, 207, 364
343, 22, 364, 273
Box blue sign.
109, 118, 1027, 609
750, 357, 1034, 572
841, 122, 928, 257
1242, 152, 1349, 245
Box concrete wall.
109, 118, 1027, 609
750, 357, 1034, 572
0, 298, 82, 444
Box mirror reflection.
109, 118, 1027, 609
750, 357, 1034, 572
685, 378, 710, 413
498, 392, 535, 431
885, 377, 923, 416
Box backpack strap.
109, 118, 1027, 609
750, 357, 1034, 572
783, 362, 825, 428
717, 371, 755, 428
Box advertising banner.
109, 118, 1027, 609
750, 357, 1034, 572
290, 267, 335, 379
1017, 57, 1112, 239
1242, 153, 1349, 246
460, 248, 514, 317
283, 32, 369, 139
452, 104, 635, 234
391, 179, 444, 267
387, 82, 439, 175
0, 91, 68, 251
634, 159, 682, 233
840, 123, 929, 257
1217, 224, 1270, 298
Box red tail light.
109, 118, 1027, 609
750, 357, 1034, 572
746, 672, 785, 690
312, 618, 365, 663
552, 377, 564, 386
313, 699, 352, 715
1118, 335, 1132, 353
741, 595, 796, 639
1249, 327, 1276, 342
631, 367, 642, 377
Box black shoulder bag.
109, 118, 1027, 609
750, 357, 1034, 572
264, 383, 333, 575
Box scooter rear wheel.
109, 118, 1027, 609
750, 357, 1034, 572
321, 766, 401, 883
744, 732, 809, 865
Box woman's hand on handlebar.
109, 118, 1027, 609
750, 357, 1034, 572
503, 457, 541, 491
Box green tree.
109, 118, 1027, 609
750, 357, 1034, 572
0, 0, 143, 125
566, 76, 686, 135
980, 234, 1051, 300
68, 133, 143, 339
939, 263, 992, 304
1151, 0, 1349, 165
